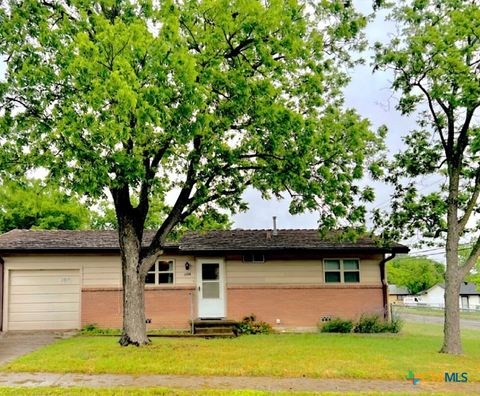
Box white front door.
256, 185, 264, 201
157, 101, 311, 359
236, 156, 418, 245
197, 259, 225, 318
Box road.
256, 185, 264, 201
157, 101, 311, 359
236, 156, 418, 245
399, 313, 480, 330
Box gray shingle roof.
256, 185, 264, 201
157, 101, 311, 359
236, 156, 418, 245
0, 229, 168, 251
388, 284, 410, 295
436, 282, 480, 296
0, 229, 409, 253
460, 282, 480, 295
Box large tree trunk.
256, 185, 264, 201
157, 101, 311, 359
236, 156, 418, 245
440, 167, 463, 354
441, 275, 462, 354
118, 221, 150, 346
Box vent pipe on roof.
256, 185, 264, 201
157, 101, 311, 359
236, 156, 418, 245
272, 216, 278, 236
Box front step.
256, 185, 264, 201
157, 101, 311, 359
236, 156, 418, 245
195, 326, 234, 335
192, 319, 238, 337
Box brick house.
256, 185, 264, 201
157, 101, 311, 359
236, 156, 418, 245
0, 229, 408, 332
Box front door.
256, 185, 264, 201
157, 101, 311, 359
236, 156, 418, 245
197, 259, 225, 318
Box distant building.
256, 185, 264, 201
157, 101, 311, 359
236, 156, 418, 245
403, 282, 480, 309
388, 284, 411, 305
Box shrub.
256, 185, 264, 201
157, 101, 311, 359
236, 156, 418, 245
319, 318, 354, 333
353, 315, 403, 333
387, 317, 403, 333
80, 324, 120, 335
235, 314, 273, 335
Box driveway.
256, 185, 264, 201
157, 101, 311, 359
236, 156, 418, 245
0, 331, 75, 366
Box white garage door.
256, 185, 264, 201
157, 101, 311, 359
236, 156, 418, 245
8, 269, 80, 330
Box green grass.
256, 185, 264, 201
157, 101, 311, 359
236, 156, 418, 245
0, 389, 467, 396
0, 389, 321, 396
2, 322, 479, 382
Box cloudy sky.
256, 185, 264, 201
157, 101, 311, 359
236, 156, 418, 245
234, 1, 420, 230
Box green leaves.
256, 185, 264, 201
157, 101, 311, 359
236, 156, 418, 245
373, 0, 480, 248
388, 255, 445, 295
0, 179, 90, 233
1, 0, 381, 244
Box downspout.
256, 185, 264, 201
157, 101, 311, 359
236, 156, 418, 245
380, 253, 396, 320
0, 256, 4, 332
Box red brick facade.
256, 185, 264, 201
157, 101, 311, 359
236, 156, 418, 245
82, 284, 383, 330
227, 285, 384, 328
81, 286, 195, 329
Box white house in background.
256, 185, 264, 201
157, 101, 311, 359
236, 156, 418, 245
388, 284, 411, 305
404, 282, 480, 309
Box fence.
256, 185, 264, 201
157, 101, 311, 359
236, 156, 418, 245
391, 303, 480, 321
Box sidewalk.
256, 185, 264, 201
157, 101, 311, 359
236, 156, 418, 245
1, 372, 479, 393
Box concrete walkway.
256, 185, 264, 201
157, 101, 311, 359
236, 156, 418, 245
0, 331, 75, 366
1, 372, 480, 394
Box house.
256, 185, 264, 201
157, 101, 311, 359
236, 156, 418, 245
388, 284, 411, 305
0, 229, 408, 332
403, 282, 480, 309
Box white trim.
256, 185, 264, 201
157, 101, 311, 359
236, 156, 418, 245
196, 257, 226, 318
145, 258, 176, 287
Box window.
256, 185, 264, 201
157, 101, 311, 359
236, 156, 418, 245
242, 253, 265, 263
146, 260, 174, 285
324, 259, 360, 283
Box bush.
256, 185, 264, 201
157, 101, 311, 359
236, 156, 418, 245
319, 318, 354, 333
353, 315, 403, 333
235, 314, 273, 335
80, 324, 120, 335
387, 317, 403, 333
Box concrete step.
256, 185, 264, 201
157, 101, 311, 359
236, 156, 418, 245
192, 319, 237, 328
195, 326, 235, 335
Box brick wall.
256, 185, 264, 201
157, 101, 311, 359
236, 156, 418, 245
82, 284, 384, 330
81, 286, 195, 329
227, 285, 384, 328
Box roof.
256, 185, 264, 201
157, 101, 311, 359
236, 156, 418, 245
388, 284, 410, 295
421, 282, 480, 296
0, 229, 409, 254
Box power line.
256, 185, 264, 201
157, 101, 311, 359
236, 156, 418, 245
409, 246, 473, 257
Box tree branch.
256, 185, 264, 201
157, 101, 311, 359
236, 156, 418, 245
414, 82, 449, 155
135, 138, 173, 221
461, 235, 480, 277
458, 167, 480, 233
142, 135, 202, 266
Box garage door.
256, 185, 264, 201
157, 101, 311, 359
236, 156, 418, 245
8, 269, 80, 330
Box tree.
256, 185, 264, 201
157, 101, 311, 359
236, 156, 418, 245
373, 0, 480, 354
0, 179, 90, 232
459, 245, 480, 289
0, 0, 383, 345
387, 256, 444, 295
91, 198, 232, 232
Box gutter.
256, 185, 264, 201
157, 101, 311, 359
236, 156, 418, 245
380, 253, 396, 320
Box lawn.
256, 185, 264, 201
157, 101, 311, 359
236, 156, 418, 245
0, 389, 461, 396
1, 322, 479, 382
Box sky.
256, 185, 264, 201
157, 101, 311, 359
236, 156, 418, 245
233, 1, 420, 230
0, 2, 444, 258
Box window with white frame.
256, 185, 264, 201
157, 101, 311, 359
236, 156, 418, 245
324, 259, 360, 283
146, 259, 175, 285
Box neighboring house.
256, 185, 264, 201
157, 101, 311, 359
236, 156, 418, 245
388, 284, 411, 305
404, 282, 480, 309
0, 229, 408, 332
